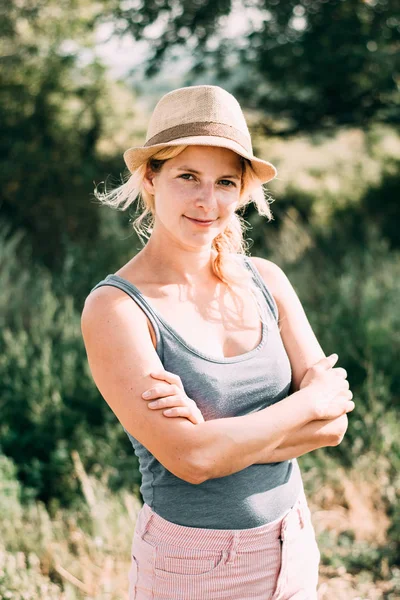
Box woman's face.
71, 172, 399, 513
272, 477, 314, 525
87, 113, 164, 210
143, 145, 243, 249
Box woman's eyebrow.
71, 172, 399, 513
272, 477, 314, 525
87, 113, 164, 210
176, 166, 241, 180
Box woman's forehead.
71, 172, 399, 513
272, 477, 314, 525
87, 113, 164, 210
168, 145, 242, 171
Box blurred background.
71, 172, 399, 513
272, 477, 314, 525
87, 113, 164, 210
1, 0, 399, 598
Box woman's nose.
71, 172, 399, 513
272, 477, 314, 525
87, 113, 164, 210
195, 182, 217, 209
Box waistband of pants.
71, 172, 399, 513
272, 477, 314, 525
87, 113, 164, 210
134, 487, 310, 558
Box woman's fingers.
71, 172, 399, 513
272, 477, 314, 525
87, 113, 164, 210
333, 367, 348, 379
147, 395, 184, 409
142, 375, 205, 424
143, 391, 205, 424
149, 369, 184, 390
142, 383, 180, 399
146, 400, 200, 423
164, 406, 205, 424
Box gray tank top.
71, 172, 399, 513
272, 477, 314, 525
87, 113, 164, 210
90, 255, 303, 529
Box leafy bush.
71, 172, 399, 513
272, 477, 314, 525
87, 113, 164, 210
0, 223, 140, 506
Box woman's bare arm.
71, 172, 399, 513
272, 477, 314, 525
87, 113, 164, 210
249, 257, 327, 393
253, 414, 349, 463
248, 256, 352, 465
189, 368, 352, 481
192, 258, 352, 480
190, 387, 318, 480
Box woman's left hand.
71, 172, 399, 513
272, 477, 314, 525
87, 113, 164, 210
142, 369, 205, 424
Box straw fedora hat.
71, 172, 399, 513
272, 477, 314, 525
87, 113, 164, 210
123, 85, 277, 184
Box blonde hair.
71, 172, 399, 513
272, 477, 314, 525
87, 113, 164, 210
94, 145, 276, 325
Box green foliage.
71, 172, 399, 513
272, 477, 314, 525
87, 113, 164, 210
0, 0, 122, 270
103, 0, 400, 133
0, 222, 141, 506
278, 224, 400, 499
360, 158, 400, 250
321, 529, 384, 575
0, 452, 23, 523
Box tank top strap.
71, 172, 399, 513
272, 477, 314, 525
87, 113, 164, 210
89, 274, 164, 359
240, 256, 279, 323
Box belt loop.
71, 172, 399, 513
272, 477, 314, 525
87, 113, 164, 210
138, 505, 155, 539
226, 531, 240, 564
280, 508, 290, 541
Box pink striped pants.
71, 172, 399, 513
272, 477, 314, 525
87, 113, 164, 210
128, 489, 320, 599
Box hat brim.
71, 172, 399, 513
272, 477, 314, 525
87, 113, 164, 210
123, 136, 277, 184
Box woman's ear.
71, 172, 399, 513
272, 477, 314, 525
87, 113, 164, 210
143, 166, 156, 195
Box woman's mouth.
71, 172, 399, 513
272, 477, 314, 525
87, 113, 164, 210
184, 216, 216, 227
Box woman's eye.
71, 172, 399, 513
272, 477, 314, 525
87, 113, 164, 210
178, 174, 235, 187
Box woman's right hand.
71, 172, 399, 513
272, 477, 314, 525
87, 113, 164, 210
299, 354, 355, 420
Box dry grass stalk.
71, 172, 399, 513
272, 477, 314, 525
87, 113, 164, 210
55, 562, 93, 595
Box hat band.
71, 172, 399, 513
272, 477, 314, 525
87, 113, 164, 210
144, 122, 252, 154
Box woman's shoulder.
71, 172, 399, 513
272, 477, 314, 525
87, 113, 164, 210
246, 255, 283, 275
245, 256, 294, 310
246, 256, 287, 286
85, 254, 147, 303
82, 269, 147, 323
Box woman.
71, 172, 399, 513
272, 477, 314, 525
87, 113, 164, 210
81, 85, 354, 600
